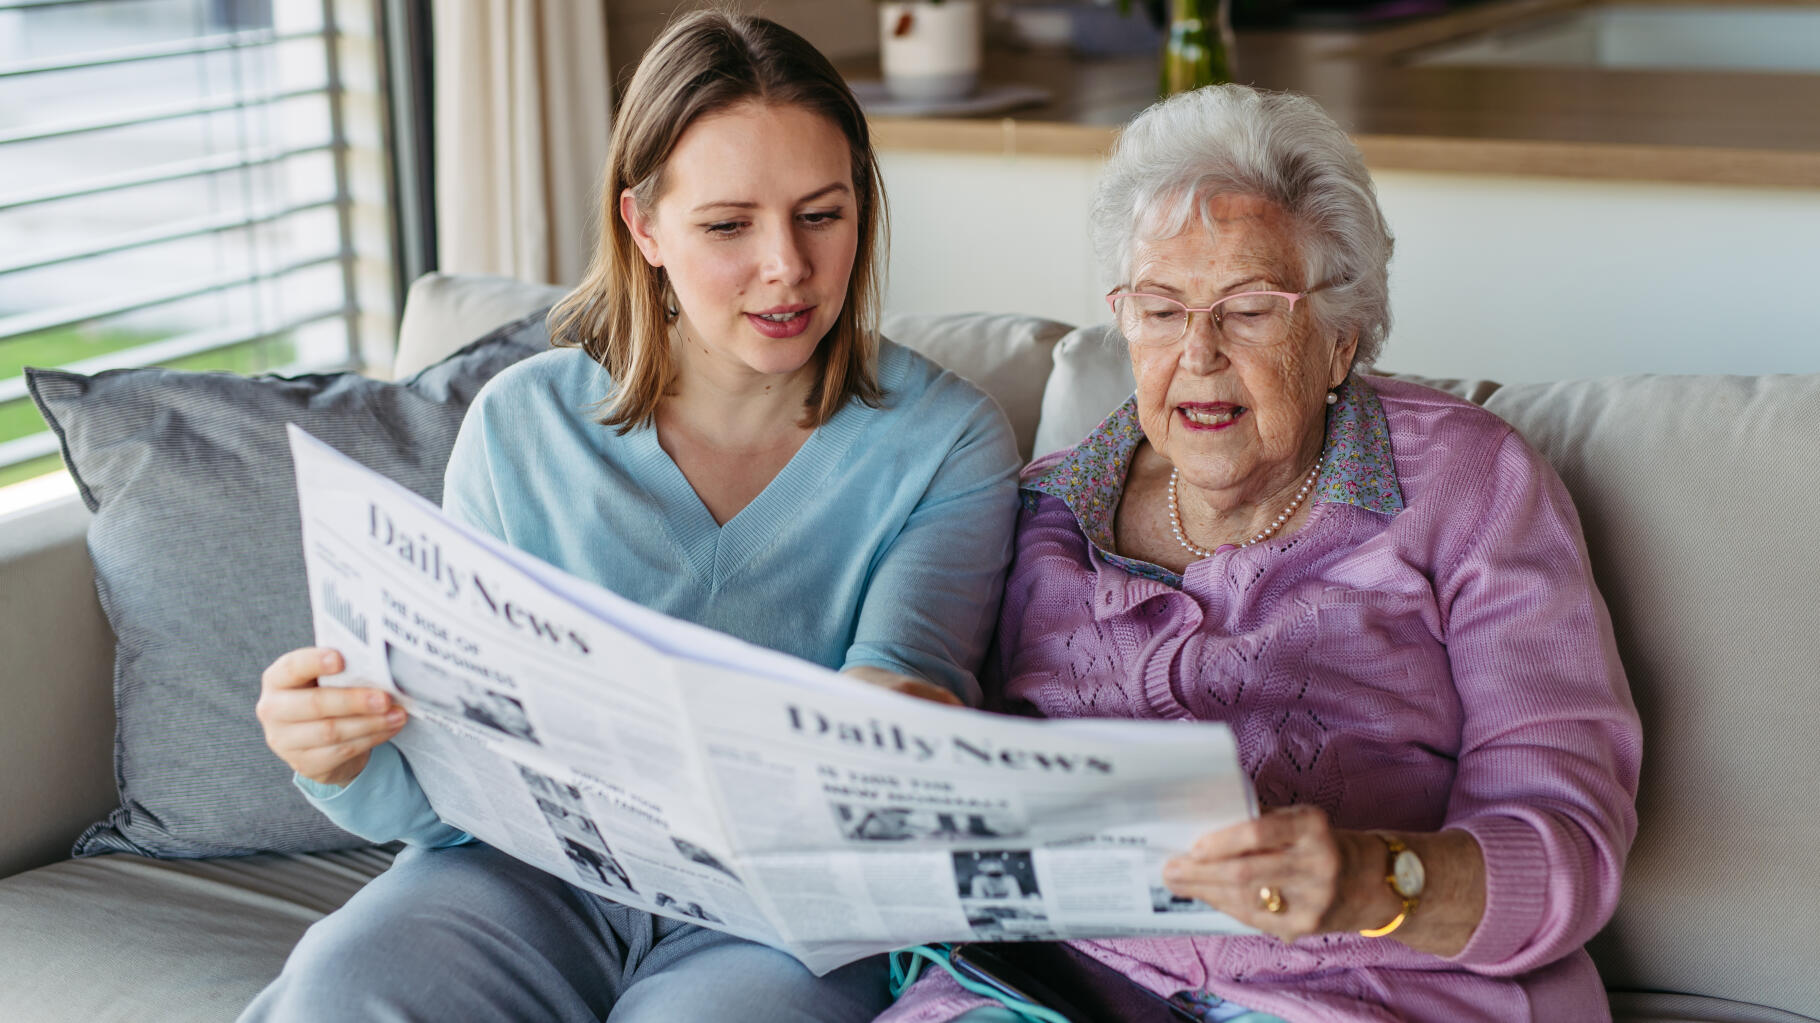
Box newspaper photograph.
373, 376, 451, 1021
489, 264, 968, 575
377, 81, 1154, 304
288, 425, 1262, 974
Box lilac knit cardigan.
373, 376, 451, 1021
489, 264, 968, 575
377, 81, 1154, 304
881, 377, 1643, 1023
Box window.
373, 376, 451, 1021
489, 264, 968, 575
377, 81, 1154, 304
0, 0, 400, 489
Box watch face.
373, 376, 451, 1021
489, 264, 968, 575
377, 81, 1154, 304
1392, 849, 1426, 898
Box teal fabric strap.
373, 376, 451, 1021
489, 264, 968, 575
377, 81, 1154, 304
888, 945, 1071, 1023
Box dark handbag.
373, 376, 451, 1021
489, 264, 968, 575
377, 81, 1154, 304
949, 941, 1201, 1022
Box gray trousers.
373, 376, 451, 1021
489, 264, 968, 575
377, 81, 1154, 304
239, 842, 892, 1022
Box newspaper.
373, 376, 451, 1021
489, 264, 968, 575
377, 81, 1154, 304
289, 425, 1261, 974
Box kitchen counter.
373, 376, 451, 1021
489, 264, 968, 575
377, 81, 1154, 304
845, 0, 1820, 188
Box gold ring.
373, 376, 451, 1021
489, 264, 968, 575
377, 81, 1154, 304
1258, 885, 1286, 914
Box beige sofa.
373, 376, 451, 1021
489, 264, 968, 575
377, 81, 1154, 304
1, 273, 1814, 1023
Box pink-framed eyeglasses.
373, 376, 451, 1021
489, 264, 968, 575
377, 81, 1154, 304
1104, 288, 1311, 349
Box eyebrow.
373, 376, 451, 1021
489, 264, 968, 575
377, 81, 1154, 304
1130, 274, 1278, 298
690, 183, 852, 215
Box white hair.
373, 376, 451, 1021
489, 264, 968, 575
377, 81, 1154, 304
1091, 85, 1395, 368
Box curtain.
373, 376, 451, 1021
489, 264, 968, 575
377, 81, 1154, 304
433, 0, 613, 285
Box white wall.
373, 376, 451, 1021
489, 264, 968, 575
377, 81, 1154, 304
879, 151, 1820, 382
1372, 170, 1820, 381
880, 151, 1108, 329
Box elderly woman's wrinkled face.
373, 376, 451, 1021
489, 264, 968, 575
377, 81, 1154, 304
1127, 195, 1354, 508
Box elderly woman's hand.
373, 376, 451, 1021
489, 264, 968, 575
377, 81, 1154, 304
1162, 806, 1370, 941
1162, 806, 1487, 955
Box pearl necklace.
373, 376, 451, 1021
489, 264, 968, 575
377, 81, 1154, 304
1168, 456, 1323, 559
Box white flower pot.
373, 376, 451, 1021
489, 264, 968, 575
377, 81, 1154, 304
879, 1, 982, 102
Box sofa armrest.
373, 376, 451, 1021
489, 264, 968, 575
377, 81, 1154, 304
0, 493, 118, 880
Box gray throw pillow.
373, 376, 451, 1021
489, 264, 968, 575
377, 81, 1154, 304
25, 311, 550, 858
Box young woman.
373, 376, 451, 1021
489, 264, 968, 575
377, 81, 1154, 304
244, 14, 1020, 1021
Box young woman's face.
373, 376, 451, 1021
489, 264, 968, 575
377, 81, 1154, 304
622, 100, 859, 384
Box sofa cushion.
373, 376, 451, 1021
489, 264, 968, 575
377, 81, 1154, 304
1483, 374, 1820, 1020
1034, 323, 1134, 459
25, 312, 549, 859
393, 271, 568, 378
0, 847, 394, 1022
880, 311, 1071, 462
1608, 991, 1820, 1023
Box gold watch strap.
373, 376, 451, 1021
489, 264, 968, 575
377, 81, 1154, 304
1358, 834, 1418, 938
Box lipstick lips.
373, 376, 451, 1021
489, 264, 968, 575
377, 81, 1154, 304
1177, 402, 1246, 431
746, 304, 814, 339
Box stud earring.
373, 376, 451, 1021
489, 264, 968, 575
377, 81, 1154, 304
1325, 391, 1338, 405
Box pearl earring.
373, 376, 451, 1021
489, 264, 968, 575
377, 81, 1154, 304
1325, 391, 1338, 405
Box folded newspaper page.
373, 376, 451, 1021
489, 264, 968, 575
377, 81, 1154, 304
289, 425, 1261, 973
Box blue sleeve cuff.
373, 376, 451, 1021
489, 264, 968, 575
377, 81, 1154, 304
294, 771, 349, 801
292, 742, 472, 848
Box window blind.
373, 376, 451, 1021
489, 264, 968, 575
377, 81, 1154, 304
0, 0, 398, 487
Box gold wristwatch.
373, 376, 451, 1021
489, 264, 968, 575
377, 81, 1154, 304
1358, 833, 1424, 938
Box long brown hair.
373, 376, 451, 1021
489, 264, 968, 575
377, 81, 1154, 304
549, 11, 886, 432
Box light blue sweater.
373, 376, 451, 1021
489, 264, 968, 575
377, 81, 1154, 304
298, 338, 1021, 846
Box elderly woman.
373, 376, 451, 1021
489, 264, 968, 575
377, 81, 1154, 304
883, 85, 1641, 1023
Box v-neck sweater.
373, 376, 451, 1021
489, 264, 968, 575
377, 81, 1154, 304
298, 339, 1022, 846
